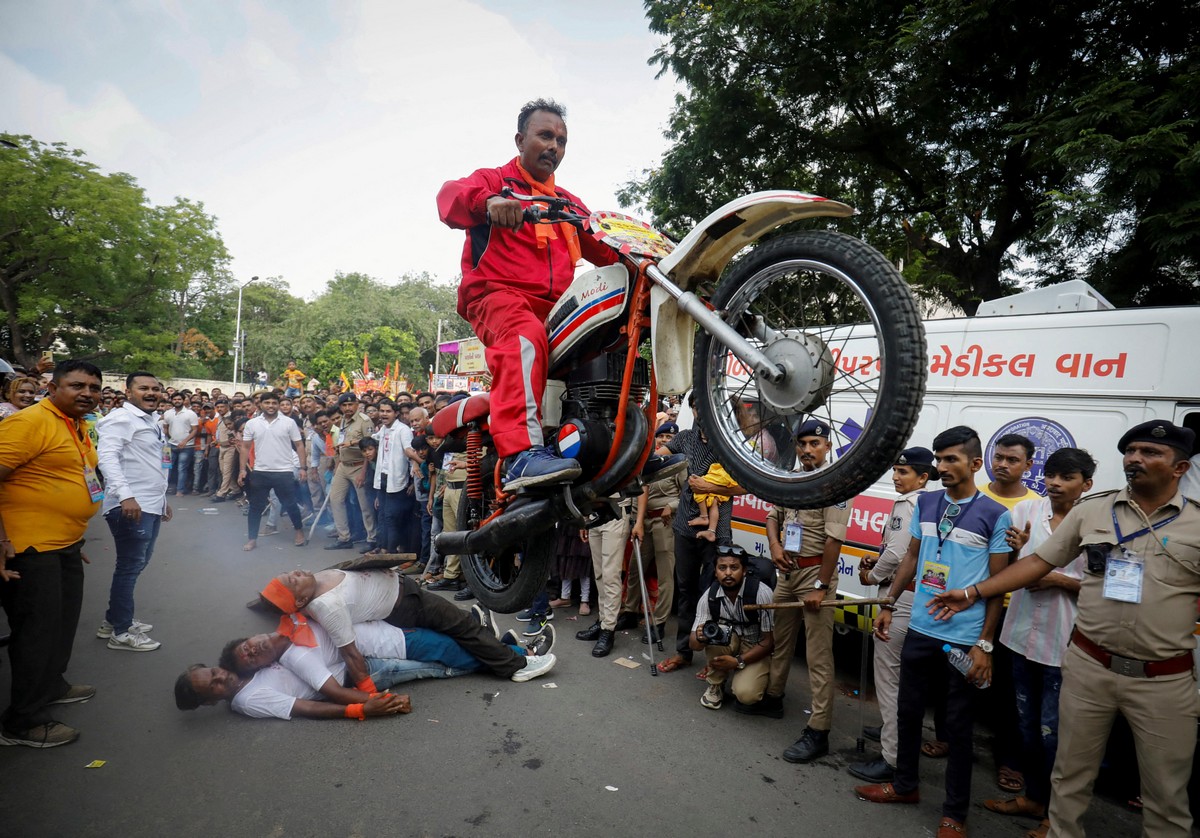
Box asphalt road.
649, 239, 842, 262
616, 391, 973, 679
0, 500, 1145, 837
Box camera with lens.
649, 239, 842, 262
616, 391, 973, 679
700, 620, 733, 646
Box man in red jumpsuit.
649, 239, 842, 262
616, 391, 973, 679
437, 99, 619, 492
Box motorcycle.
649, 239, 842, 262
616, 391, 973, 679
433, 187, 926, 612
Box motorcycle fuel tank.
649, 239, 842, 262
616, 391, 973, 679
545, 263, 630, 368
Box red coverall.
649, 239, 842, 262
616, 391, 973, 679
437, 158, 617, 458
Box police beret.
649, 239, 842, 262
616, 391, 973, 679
1117, 421, 1195, 456
896, 446, 935, 469
795, 419, 831, 440
336, 393, 358, 405
655, 422, 679, 435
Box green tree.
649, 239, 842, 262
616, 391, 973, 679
629, 0, 1200, 312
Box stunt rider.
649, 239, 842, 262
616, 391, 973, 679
437, 99, 618, 491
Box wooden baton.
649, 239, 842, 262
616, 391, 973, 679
745, 596, 895, 611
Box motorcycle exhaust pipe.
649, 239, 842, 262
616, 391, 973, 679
435, 497, 556, 556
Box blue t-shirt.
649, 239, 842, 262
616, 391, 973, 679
908, 490, 1011, 646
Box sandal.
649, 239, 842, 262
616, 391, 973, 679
656, 654, 689, 673
984, 796, 1044, 818
921, 740, 950, 759
695, 665, 711, 680
937, 818, 966, 837
1024, 818, 1050, 838
997, 766, 1025, 793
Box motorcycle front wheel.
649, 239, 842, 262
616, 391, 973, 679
456, 460, 554, 614
692, 230, 926, 509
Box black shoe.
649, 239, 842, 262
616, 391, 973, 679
357, 541, 378, 554
591, 629, 615, 657
782, 727, 829, 763
211, 496, 228, 503
427, 577, 464, 592
453, 586, 476, 602
324, 540, 355, 550
640, 622, 666, 644
733, 694, 785, 718
613, 612, 639, 631
847, 757, 895, 783
863, 725, 882, 743
575, 621, 602, 642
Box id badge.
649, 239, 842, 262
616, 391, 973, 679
161, 443, 172, 469
784, 522, 803, 553
1103, 548, 1143, 604
920, 560, 950, 591
84, 465, 105, 503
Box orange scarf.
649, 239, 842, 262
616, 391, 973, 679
513, 158, 582, 266
277, 612, 318, 647
261, 578, 298, 614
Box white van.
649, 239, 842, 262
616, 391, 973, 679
728, 281, 1200, 632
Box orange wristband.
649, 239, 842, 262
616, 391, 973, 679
355, 676, 377, 693
344, 703, 365, 721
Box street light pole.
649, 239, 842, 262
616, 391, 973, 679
232, 275, 259, 390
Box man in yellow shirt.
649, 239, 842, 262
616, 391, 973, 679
281, 360, 307, 398
0, 360, 104, 749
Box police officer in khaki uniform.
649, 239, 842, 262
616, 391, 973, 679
760, 420, 852, 762
326, 393, 377, 550
930, 420, 1200, 838
622, 451, 684, 643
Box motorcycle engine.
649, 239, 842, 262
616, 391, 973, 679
552, 351, 650, 474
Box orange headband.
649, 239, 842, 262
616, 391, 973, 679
276, 613, 317, 648
261, 578, 298, 614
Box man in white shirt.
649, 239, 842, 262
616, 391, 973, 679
160, 392, 197, 495
95, 371, 172, 652
238, 391, 308, 551
372, 400, 416, 555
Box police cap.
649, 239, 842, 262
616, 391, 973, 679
1117, 421, 1195, 457
655, 422, 679, 435
336, 393, 358, 406
896, 446, 935, 469
795, 419, 831, 440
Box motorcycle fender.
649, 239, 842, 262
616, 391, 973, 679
650, 190, 853, 395
657, 190, 854, 290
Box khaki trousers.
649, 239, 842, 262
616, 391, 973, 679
873, 593, 912, 766
441, 486, 463, 579
621, 514, 675, 626
330, 462, 377, 543
705, 633, 770, 704
217, 447, 238, 497
1048, 643, 1198, 838
765, 563, 837, 730
588, 515, 630, 631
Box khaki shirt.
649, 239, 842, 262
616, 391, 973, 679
767, 500, 851, 558
1037, 486, 1200, 661
646, 469, 683, 512
336, 412, 374, 466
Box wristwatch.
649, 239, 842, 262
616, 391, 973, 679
735, 655, 746, 671
975, 639, 994, 654
813, 580, 829, 591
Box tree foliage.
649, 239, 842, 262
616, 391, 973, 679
628, 0, 1200, 312
0, 135, 467, 382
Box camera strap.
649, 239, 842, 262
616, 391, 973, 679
708, 578, 760, 631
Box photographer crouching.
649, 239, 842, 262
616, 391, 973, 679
689, 546, 775, 711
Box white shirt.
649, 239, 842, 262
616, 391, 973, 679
279, 620, 410, 692
1181, 454, 1200, 502
374, 420, 414, 493
97, 401, 169, 516
305, 569, 401, 648
162, 406, 197, 446
230, 664, 315, 720
243, 412, 303, 473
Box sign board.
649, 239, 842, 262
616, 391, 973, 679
432, 374, 471, 392
457, 338, 489, 375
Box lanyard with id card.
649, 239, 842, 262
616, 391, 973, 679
60, 414, 104, 502
784, 522, 803, 553
1101, 506, 1182, 604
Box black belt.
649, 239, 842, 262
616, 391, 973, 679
446, 480, 465, 489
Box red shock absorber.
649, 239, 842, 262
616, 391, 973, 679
466, 426, 483, 500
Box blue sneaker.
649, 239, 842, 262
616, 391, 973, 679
502, 447, 582, 492
515, 607, 554, 623
642, 453, 687, 483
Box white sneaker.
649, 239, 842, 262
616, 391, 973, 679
510, 653, 556, 682
700, 683, 724, 710
107, 631, 161, 652
96, 619, 153, 639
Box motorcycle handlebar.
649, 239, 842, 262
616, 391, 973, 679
497, 186, 587, 228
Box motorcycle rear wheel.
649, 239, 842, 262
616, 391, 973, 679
456, 465, 554, 614
692, 230, 925, 509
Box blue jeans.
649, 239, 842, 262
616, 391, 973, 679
367, 656, 474, 686
416, 500, 432, 564
170, 446, 194, 493
1012, 653, 1063, 806
103, 509, 162, 634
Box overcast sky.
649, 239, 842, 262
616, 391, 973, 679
1, 0, 678, 298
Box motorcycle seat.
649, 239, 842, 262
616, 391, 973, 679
431, 393, 490, 437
